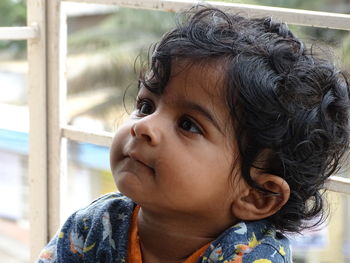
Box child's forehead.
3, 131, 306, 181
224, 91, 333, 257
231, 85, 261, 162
167, 59, 226, 97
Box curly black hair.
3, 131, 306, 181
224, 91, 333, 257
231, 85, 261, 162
139, 6, 350, 233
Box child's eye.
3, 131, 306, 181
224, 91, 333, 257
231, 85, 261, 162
179, 116, 202, 134
136, 99, 155, 116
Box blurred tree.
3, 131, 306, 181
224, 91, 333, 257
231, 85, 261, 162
0, 0, 26, 26
68, 8, 174, 54
67, 8, 174, 94
0, 0, 26, 57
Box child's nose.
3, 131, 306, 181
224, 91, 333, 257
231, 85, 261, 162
130, 116, 161, 146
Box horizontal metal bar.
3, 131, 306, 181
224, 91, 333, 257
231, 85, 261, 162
325, 176, 350, 195
62, 125, 113, 147
61, 0, 350, 31
0, 24, 39, 40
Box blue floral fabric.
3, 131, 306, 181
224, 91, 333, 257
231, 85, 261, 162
36, 192, 292, 263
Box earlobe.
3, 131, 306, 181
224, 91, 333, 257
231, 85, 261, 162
231, 174, 290, 221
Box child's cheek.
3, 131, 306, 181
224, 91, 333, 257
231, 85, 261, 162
109, 123, 132, 171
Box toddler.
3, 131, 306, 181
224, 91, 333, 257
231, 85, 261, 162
37, 6, 350, 263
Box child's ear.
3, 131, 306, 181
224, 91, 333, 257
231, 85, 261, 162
231, 173, 290, 221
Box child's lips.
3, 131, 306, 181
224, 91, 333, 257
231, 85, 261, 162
126, 152, 154, 172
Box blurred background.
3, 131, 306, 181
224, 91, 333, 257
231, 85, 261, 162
0, 0, 350, 262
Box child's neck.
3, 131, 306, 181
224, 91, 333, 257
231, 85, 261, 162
137, 207, 236, 263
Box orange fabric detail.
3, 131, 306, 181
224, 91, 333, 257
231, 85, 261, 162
39, 251, 54, 260
128, 206, 142, 263
127, 205, 210, 263
226, 258, 243, 263
182, 242, 211, 263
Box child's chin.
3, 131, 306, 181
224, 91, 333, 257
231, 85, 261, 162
115, 179, 139, 201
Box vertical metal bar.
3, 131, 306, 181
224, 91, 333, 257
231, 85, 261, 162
58, 5, 69, 227
27, 0, 48, 261
46, 0, 67, 238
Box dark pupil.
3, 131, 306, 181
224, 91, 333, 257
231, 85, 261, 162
182, 119, 191, 130
141, 103, 152, 114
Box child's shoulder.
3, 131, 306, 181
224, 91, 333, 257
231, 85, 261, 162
37, 193, 135, 262
54, 193, 134, 262
67, 192, 135, 233
202, 221, 292, 263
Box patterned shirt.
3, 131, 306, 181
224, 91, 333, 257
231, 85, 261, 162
36, 193, 292, 263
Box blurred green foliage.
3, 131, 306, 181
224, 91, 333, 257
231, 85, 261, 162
68, 8, 175, 54
0, 0, 26, 26
0, 0, 26, 56
67, 8, 175, 95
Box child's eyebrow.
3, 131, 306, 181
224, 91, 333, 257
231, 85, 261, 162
179, 100, 223, 133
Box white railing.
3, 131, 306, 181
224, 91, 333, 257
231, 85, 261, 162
0, 25, 39, 40
0, 0, 350, 261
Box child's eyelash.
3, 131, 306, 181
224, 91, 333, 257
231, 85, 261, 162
135, 96, 155, 115
135, 96, 146, 107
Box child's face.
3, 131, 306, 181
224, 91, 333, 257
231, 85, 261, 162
110, 62, 244, 221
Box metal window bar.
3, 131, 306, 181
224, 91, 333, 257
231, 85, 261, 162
27, 0, 50, 260
63, 0, 350, 30
0, 25, 39, 40
0, 0, 349, 261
